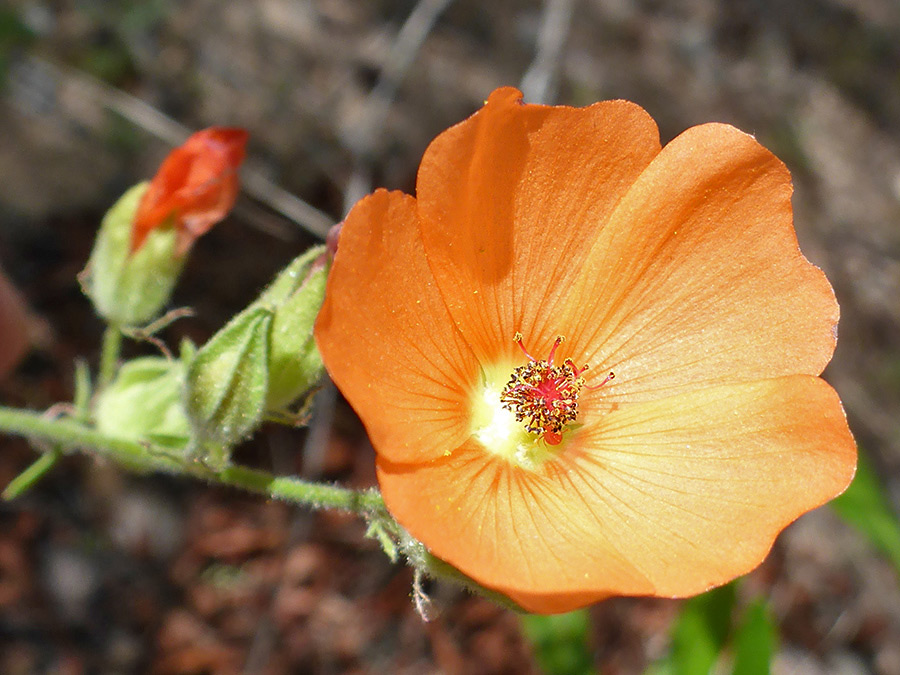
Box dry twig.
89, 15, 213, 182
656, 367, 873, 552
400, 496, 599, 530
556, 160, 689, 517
18, 56, 334, 238
520, 0, 576, 104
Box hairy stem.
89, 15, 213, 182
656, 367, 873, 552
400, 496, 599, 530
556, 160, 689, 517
0, 406, 384, 513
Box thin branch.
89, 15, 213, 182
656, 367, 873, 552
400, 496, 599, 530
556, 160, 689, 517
520, 0, 576, 104
240, 167, 333, 238
25, 56, 334, 238
341, 0, 455, 157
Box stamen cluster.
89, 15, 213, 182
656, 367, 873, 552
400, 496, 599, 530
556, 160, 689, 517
500, 359, 584, 444
499, 335, 589, 445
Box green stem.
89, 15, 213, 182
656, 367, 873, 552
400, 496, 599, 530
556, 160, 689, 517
0, 406, 384, 514
0, 407, 526, 611
73, 359, 92, 422
99, 324, 123, 389
2, 450, 60, 500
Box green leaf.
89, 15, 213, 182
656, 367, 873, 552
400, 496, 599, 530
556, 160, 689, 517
669, 583, 736, 675
731, 599, 776, 675
831, 449, 900, 574
520, 610, 595, 675
2, 451, 60, 500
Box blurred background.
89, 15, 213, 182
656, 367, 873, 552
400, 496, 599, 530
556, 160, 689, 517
1, 0, 900, 673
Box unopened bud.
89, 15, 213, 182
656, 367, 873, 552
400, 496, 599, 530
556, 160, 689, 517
184, 306, 273, 469
82, 183, 184, 327
255, 245, 329, 411
82, 127, 248, 328
94, 356, 191, 450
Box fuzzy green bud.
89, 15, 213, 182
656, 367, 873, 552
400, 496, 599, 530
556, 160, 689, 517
94, 355, 191, 450
82, 183, 184, 327
254, 245, 329, 411
184, 306, 273, 469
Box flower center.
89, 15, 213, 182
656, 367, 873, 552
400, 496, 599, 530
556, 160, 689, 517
500, 333, 613, 446
469, 334, 613, 470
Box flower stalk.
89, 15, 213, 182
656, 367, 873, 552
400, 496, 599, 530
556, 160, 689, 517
0, 405, 384, 514
0, 404, 532, 611
98, 324, 123, 389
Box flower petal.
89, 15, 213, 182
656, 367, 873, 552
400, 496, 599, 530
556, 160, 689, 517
416, 87, 661, 364
132, 127, 247, 254
377, 375, 855, 613
315, 189, 479, 463
561, 123, 838, 400
376, 439, 655, 612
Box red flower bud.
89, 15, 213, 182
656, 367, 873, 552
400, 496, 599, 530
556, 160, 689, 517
131, 127, 248, 255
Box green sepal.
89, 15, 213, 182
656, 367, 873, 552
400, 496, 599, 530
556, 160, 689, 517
398, 533, 528, 613
94, 356, 191, 450
248, 245, 328, 412
82, 182, 184, 327
255, 245, 324, 307
184, 306, 273, 469
179, 337, 198, 365
365, 519, 399, 562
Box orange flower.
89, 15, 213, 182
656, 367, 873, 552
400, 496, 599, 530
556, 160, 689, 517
315, 88, 856, 614
131, 127, 248, 254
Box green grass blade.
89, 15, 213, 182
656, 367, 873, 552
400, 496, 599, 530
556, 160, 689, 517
731, 599, 776, 675
669, 583, 736, 675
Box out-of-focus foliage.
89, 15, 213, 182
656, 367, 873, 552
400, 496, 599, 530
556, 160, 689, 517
647, 583, 778, 675
832, 448, 900, 575
732, 599, 776, 675
521, 610, 594, 675
669, 584, 735, 675
0, 8, 35, 88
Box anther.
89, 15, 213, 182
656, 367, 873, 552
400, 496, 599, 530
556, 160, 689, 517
513, 332, 537, 362
502, 333, 583, 445
585, 371, 615, 391
566, 359, 589, 378
546, 335, 565, 365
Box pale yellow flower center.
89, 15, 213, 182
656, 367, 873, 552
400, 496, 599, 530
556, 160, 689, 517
469, 360, 558, 470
